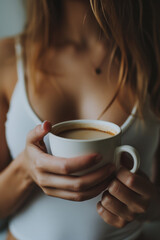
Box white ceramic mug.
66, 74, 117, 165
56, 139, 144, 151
48, 119, 140, 175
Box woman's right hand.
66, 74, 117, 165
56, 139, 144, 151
23, 121, 115, 201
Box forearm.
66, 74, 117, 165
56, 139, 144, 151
0, 152, 35, 219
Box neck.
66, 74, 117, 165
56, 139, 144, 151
58, 0, 102, 46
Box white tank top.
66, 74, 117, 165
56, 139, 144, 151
5, 40, 160, 240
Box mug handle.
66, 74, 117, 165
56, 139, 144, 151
114, 145, 140, 173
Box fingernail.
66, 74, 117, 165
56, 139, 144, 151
41, 120, 47, 130
41, 120, 52, 131
45, 121, 52, 131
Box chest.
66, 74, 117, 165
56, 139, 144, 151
26, 47, 133, 126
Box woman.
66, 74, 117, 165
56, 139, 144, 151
0, 0, 160, 239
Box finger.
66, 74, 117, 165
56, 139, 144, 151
97, 202, 126, 228
38, 164, 115, 191
27, 120, 52, 144
116, 168, 154, 198
101, 192, 134, 222
39, 152, 104, 174
108, 179, 147, 213
37, 139, 48, 152
42, 178, 111, 201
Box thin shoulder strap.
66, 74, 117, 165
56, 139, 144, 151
14, 37, 42, 125
15, 37, 25, 83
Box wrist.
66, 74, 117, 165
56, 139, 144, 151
16, 151, 34, 188
0, 152, 36, 218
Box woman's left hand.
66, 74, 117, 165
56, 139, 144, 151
97, 167, 159, 228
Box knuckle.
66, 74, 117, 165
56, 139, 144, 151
117, 219, 126, 228
60, 161, 70, 174
127, 212, 135, 222
102, 194, 112, 207
46, 192, 52, 197
129, 215, 135, 222
138, 204, 148, 213
42, 187, 49, 196
37, 174, 45, 186
132, 201, 148, 214
35, 158, 43, 171
73, 193, 85, 202
74, 179, 84, 192
109, 180, 121, 195
126, 175, 136, 188
104, 216, 122, 228
43, 188, 54, 197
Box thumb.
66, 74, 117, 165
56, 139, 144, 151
27, 120, 52, 144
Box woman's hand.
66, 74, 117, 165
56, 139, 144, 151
22, 121, 115, 201
97, 167, 159, 228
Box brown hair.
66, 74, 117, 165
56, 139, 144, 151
23, 0, 160, 118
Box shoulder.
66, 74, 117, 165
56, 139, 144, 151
0, 37, 17, 103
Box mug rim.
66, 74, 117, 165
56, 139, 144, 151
50, 119, 121, 143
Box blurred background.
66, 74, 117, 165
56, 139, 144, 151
0, 1, 26, 238
0, 0, 160, 239
0, 0, 26, 38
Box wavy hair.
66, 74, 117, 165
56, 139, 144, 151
23, 0, 160, 118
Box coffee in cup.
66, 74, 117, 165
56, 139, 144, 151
57, 128, 114, 140
48, 119, 140, 175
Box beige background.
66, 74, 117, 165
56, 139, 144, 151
0, 0, 26, 38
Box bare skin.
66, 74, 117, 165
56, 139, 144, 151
0, 1, 160, 240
